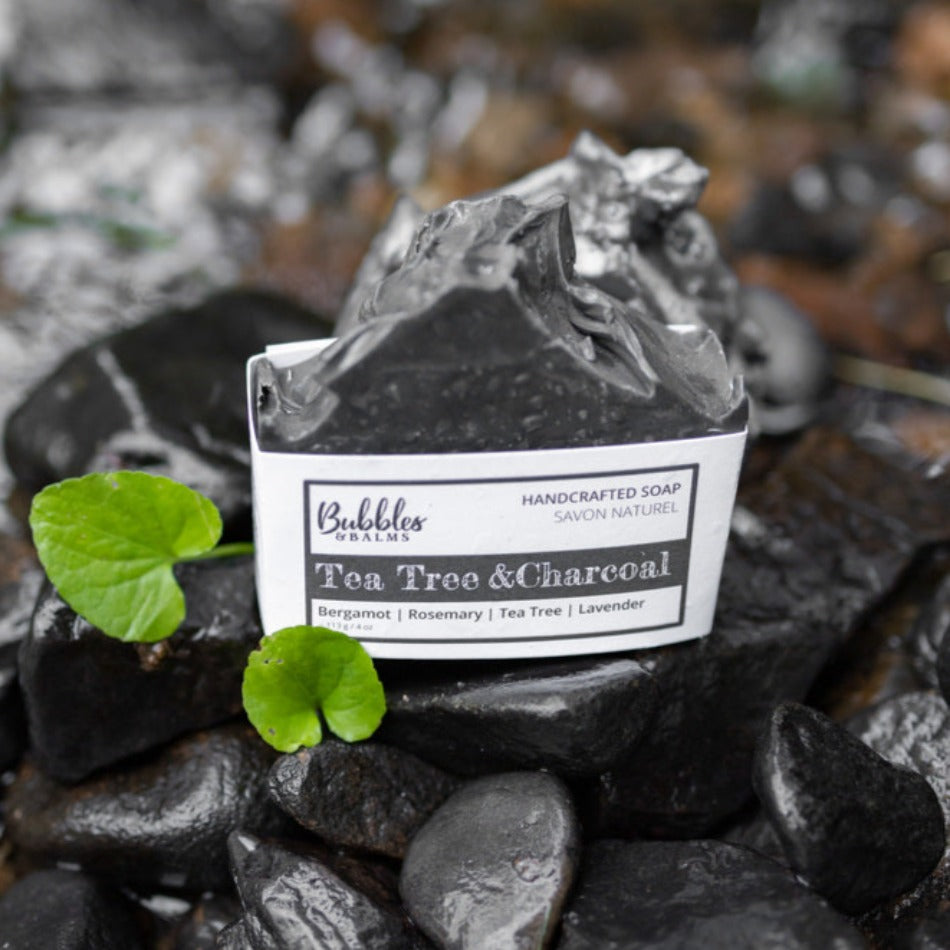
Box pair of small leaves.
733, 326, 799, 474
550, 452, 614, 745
29, 471, 386, 751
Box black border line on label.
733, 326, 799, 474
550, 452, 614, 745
303, 462, 699, 640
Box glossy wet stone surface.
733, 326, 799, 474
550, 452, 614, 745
400, 772, 579, 950
557, 839, 867, 949
754, 702, 944, 914
6, 725, 284, 892
377, 657, 657, 779
19, 556, 261, 783
4, 290, 330, 530
227, 833, 413, 950
849, 692, 950, 939
0, 868, 143, 949
592, 427, 950, 837
268, 740, 459, 859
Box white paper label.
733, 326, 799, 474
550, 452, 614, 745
248, 349, 746, 660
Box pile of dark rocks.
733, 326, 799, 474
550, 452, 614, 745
0, 286, 947, 948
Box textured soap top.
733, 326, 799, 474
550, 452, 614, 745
253, 135, 747, 454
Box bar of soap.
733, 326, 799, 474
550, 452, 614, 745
253, 190, 746, 453
336, 132, 739, 344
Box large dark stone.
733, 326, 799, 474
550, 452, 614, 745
6, 725, 284, 892
3, 290, 330, 530
255, 190, 745, 454
227, 833, 412, 950
0, 869, 144, 950
753, 702, 944, 914
268, 740, 459, 859
376, 656, 657, 779
400, 772, 579, 950
19, 556, 261, 783
734, 286, 831, 435
557, 840, 866, 949
592, 428, 950, 837
849, 693, 950, 940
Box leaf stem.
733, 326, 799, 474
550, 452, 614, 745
835, 356, 950, 408
185, 541, 255, 562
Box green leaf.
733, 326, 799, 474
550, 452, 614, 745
242, 626, 387, 752
29, 471, 222, 642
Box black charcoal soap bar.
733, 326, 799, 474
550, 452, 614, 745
254, 191, 746, 454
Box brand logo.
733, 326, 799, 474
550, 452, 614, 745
315, 496, 426, 542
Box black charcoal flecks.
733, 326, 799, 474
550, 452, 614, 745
556, 839, 866, 949
19, 556, 262, 784
255, 190, 745, 453
400, 772, 579, 950
753, 702, 944, 915
6, 725, 285, 892
268, 740, 459, 860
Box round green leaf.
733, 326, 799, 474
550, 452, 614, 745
29, 471, 222, 642
242, 626, 387, 753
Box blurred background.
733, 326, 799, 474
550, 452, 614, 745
0, 0, 948, 509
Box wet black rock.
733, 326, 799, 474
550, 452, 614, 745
7, 725, 284, 892
4, 290, 330, 530
227, 832, 412, 950
0, 868, 144, 950
849, 692, 950, 937
592, 428, 950, 837
255, 191, 745, 454
19, 556, 261, 784
377, 657, 656, 779
753, 702, 944, 914
557, 839, 866, 949
734, 286, 831, 435
268, 740, 459, 859
400, 772, 579, 950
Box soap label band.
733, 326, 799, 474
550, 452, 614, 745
297, 460, 697, 653
250, 339, 745, 659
